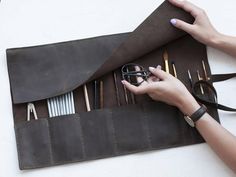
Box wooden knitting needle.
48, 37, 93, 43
99, 80, 104, 109
123, 84, 129, 104
113, 71, 121, 106
83, 84, 91, 111
94, 80, 99, 109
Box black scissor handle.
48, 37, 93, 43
121, 63, 151, 86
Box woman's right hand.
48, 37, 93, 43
121, 66, 200, 116
169, 0, 220, 46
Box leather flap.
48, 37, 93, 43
7, 0, 194, 104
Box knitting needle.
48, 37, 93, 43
61, 95, 66, 115
65, 93, 69, 114
71, 91, 75, 114
94, 80, 99, 109
163, 50, 169, 73
57, 96, 62, 116
202, 60, 217, 102
121, 67, 129, 104
126, 67, 135, 104
202, 60, 210, 81
69, 91, 73, 114
51, 98, 56, 116
100, 80, 104, 109
171, 62, 177, 78
187, 69, 193, 89
197, 70, 204, 94
62, 94, 67, 115
113, 71, 121, 106
51, 98, 56, 117
49, 98, 55, 117
58, 95, 65, 115
123, 83, 129, 104
47, 99, 52, 117
83, 84, 91, 111
52, 97, 58, 116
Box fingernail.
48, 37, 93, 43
121, 80, 125, 84
149, 67, 155, 71
170, 19, 176, 25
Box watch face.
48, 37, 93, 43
184, 116, 195, 127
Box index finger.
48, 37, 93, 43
121, 80, 150, 95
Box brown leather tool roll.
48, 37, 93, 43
7, 0, 220, 170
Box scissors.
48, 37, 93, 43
121, 63, 152, 86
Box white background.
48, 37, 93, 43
1, 0, 236, 176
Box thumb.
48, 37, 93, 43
170, 18, 194, 34
149, 67, 168, 80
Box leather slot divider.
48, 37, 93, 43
7, 0, 194, 104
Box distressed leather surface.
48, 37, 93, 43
7, 0, 193, 104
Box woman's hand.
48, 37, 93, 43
169, 0, 220, 46
121, 66, 200, 116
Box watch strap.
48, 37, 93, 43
190, 104, 207, 122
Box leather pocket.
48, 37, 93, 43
79, 109, 115, 159
15, 119, 52, 169
48, 114, 84, 164
111, 104, 149, 154
142, 101, 183, 149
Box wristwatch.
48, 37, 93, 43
184, 104, 207, 127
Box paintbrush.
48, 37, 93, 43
171, 61, 177, 78
163, 50, 169, 73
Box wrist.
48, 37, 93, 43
177, 94, 200, 116
208, 31, 225, 48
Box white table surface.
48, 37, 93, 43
1, 0, 236, 176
